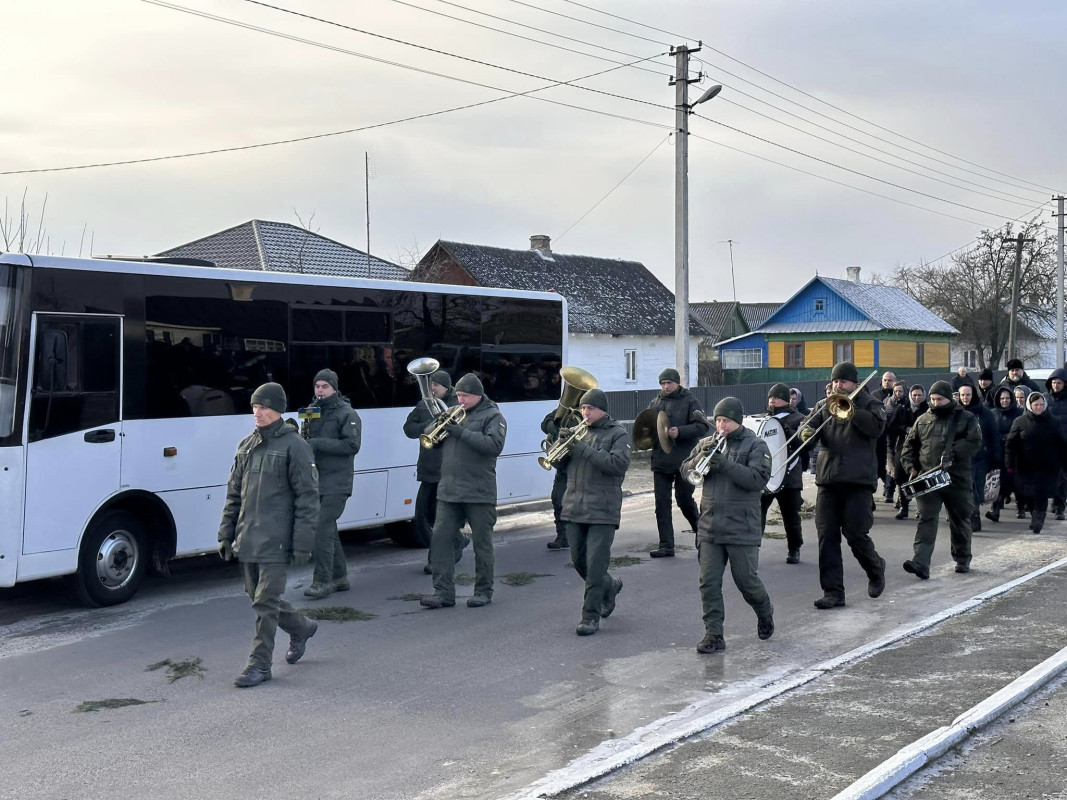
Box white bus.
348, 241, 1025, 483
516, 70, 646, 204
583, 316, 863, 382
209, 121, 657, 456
0, 253, 565, 605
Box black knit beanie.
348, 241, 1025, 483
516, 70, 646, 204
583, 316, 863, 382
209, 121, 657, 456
251, 382, 287, 412
767, 383, 791, 403
455, 373, 484, 396
830, 362, 859, 383
713, 396, 744, 425
431, 370, 452, 390
314, 368, 339, 391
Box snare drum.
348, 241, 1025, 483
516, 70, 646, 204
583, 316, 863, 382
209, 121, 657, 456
901, 467, 951, 501
741, 415, 788, 494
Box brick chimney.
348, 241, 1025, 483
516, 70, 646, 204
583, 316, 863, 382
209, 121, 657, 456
530, 235, 552, 257
845, 266, 861, 283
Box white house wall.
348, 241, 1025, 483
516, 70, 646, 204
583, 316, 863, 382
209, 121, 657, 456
568, 333, 700, 391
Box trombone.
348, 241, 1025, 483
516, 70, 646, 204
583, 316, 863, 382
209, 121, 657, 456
772, 370, 878, 464
538, 420, 589, 470
683, 433, 728, 486
420, 405, 466, 449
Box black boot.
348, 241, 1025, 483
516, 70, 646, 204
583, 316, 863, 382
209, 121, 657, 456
1032, 512, 1045, 534
985, 499, 1001, 523
971, 511, 982, 532
894, 500, 910, 520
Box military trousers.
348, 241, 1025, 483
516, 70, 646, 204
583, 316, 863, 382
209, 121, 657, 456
913, 482, 974, 569
312, 493, 350, 586
550, 468, 569, 539
653, 470, 700, 550
814, 485, 885, 600
566, 522, 616, 621
415, 481, 438, 549
698, 541, 772, 637
431, 501, 496, 601
761, 488, 804, 552
241, 562, 313, 670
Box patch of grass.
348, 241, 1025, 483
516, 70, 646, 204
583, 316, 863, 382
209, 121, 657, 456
799, 501, 816, 519
74, 698, 154, 713
301, 606, 376, 622
762, 530, 787, 540
500, 572, 552, 587
387, 593, 427, 602
610, 556, 643, 568
145, 657, 205, 684
628, 541, 693, 553
453, 573, 475, 586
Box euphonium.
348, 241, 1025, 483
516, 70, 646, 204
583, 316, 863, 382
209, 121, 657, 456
683, 433, 728, 486
420, 405, 466, 449
407, 356, 448, 415
538, 421, 589, 470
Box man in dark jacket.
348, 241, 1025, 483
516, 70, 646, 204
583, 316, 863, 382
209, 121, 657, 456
218, 382, 320, 688
870, 371, 897, 501
977, 368, 995, 405
542, 403, 583, 551
800, 362, 887, 609
885, 382, 915, 520
950, 366, 977, 393
684, 397, 773, 654
909, 384, 929, 418
901, 381, 982, 579
760, 384, 807, 564
1043, 368, 1067, 519
422, 374, 507, 609
1000, 359, 1040, 393
958, 384, 1000, 532
303, 369, 362, 600
647, 368, 709, 558
559, 389, 631, 636
403, 371, 469, 573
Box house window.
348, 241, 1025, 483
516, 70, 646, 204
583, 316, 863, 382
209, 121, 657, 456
814, 298, 825, 312
723, 348, 763, 369
785, 342, 804, 369
833, 340, 853, 364
624, 349, 637, 383
964, 350, 978, 368
916, 342, 925, 368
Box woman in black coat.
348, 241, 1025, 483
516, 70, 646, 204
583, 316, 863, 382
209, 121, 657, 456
1004, 393, 1067, 533
987, 386, 1022, 522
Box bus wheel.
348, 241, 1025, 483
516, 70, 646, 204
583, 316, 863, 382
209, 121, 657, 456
385, 519, 424, 548
73, 511, 147, 607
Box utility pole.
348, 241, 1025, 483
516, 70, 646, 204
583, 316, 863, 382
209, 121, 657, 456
1007, 232, 1035, 362
670, 43, 718, 386
1056, 196, 1065, 367
365, 151, 371, 258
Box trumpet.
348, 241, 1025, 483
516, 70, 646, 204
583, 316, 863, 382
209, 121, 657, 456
683, 433, 728, 486
538, 420, 589, 470
420, 405, 466, 449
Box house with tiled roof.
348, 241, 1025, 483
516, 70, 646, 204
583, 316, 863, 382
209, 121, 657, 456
157, 219, 408, 281
739, 302, 782, 329
691, 301, 749, 385
716, 267, 958, 383
410, 235, 710, 390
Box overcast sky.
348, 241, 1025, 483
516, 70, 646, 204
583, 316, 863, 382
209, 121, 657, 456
4, 0, 1065, 302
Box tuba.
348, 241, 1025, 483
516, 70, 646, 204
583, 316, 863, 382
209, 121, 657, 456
420, 405, 466, 449
538, 420, 589, 470
554, 366, 599, 421
407, 356, 448, 416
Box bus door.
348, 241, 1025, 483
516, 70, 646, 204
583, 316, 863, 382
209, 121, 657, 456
22, 314, 123, 555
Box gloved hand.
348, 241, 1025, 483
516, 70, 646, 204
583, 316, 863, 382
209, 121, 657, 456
218, 540, 236, 562
291, 550, 312, 566
799, 427, 814, 442
444, 423, 462, 436
707, 451, 726, 472
910, 470, 920, 481
307, 437, 323, 453
568, 439, 587, 456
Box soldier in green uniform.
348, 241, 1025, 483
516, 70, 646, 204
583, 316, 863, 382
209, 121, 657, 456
421, 373, 507, 609
683, 397, 774, 654
303, 369, 362, 600
900, 380, 982, 578
558, 388, 632, 636
218, 382, 320, 688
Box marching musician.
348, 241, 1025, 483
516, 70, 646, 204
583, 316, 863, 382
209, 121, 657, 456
542, 404, 582, 551
558, 389, 631, 636
760, 383, 808, 564
403, 370, 469, 574
646, 368, 709, 558
900, 381, 981, 578
302, 369, 362, 600
421, 374, 507, 610
800, 361, 887, 610
683, 397, 774, 654
885, 381, 915, 520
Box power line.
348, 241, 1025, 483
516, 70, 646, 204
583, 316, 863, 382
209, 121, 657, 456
552, 0, 1061, 195
923, 202, 1053, 266
555, 133, 670, 242
498, 0, 668, 47
234, 0, 671, 112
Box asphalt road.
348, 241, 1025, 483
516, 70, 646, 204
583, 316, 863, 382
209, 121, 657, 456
3, 475, 1067, 800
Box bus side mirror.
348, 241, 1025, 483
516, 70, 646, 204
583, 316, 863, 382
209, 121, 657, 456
36, 329, 68, 393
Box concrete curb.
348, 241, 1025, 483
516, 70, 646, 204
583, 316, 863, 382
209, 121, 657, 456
505, 555, 1067, 800
830, 644, 1067, 800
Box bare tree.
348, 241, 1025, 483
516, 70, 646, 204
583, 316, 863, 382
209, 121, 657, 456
891, 216, 1057, 369
289, 208, 318, 274
393, 238, 425, 271
0, 189, 50, 253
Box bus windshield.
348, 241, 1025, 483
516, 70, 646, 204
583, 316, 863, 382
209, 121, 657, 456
0, 264, 23, 439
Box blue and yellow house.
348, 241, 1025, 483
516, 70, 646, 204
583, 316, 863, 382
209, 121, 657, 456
716, 270, 958, 383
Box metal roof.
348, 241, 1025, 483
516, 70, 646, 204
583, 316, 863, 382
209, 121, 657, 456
157, 219, 409, 281
816, 277, 958, 334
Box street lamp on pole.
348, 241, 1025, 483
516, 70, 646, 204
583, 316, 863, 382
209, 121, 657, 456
672, 40, 720, 387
